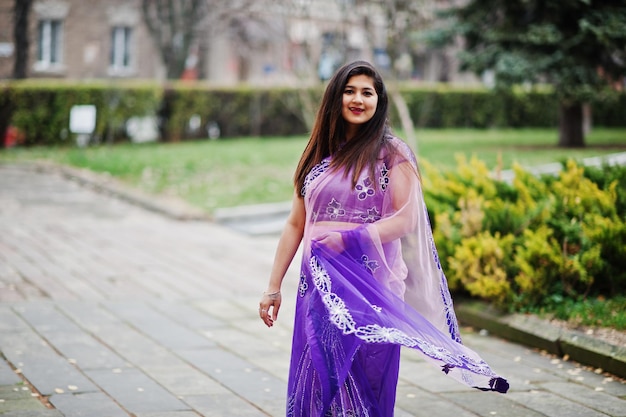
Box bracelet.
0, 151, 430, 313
263, 290, 281, 300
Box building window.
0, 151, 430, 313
37, 19, 63, 68
110, 26, 132, 72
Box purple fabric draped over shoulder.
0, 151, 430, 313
286, 136, 508, 417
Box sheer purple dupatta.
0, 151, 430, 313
303, 137, 509, 394
311, 233, 509, 394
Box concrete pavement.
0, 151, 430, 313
0, 162, 625, 417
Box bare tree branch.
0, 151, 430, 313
142, 0, 270, 79
142, 0, 208, 79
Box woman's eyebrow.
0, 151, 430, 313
344, 84, 375, 91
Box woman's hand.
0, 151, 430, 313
259, 290, 282, 327
315, 231, 345, 253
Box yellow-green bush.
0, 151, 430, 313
449, 231, 515, 304
424, 159, 626, 310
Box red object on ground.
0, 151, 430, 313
3, 126, 23, 148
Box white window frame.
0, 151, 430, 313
109, 26, 133, 75
35, 19, 63, 70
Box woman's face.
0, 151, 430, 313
341, 74, 378, 139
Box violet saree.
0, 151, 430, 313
287, 136, 508, 417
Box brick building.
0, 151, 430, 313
0, 1, 14, 77
0, 0, 301, 83
0, 0, 472, 85
0, 0, 163, 80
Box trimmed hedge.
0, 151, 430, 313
160, 84, 320, 141
403, 86, 625, 128
0, 81, 161, 146
1, 80, 625, 146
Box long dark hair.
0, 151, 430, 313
294, 60, 392, 194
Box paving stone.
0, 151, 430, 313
392, 405, 420, 417
209, 322, 288, 359
208, 322, 291, 382
101, 302, 215, 350
41, 331, 128, 371
0, 358, 21, 386
0, 384, 38, 402
88, 323, 189, 370
135, 412, 201, 417
177, 348, 286, 416
394, 382, 479, 417
49, 392, 128, 417
142, 365, 226, 397
0, 332, 98, 396
507, 390, 609, 417
399, 360, 487, 394
536, 358, 626, 397
0, 384, 59, 416
442, 391, 545, 417
0, 410, 63, 417
85, 368, 189, 414
11, 302, 81, 333
540, 381, 626, 416
55, 301, 124, 331
0, 306, 31, 333
148, 300, 227, 332
11, 303, 128, 370
0, 246, 77, 301
182, 394, 270, 417
193, 299, 258, 322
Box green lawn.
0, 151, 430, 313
2, 128, 625, 212
414, 128, 626, 169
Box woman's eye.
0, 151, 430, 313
344, 89, 353, 94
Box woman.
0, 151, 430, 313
259, 61, 508, 416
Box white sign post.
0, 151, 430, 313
69, 105, 97, 147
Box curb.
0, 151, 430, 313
456, 301, 626, 379
213, 201, 291, 236
23, 161, 212, 222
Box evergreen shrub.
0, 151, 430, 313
424, 158, 626, 311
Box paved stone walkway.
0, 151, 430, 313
0, 163, 625, 417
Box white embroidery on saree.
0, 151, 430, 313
309, 255, 497, 378
379, 163, 389, 191
299, 273, 308, 297
323, 293, 357, 334
423, 204, 463, 343
356, 207, 381, 223
359, 254, 380, 273
326, 198, 346, 219
302, 158, 331, 197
